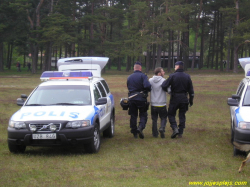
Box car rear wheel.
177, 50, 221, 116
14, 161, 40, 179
103, 113, 115, 138
8, 141, 26, 153
84, 124, 100, 153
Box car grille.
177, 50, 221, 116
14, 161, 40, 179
29, 123, 61, 132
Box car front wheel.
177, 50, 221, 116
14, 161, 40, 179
8, 141, 26, 153
85, 124, 100, 153
231, 121, 234, 144
233, 146, 243, 156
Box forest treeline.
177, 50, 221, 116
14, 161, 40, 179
1, 0, 250, 73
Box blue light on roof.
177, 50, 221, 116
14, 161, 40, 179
247, 71, 250, 76
41, 71, 93, 79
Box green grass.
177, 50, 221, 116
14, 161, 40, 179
0, 69, 249, 187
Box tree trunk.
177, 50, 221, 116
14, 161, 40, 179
211, 12, 216, 69
146, 45, 150, 73
117, 57, 121, 71
177, 31, 181, 61
183, 9, 189, 71
152, 44, 156, 70
199, 18, 204, 69
168, 30, 172, 72
126, 56, 131, 72
207, 28, 212, 68
43, 42, 52, 71
191, 0, 202, 71
40, 47, 43, 70
23, 54, 26, 68
230, 47, 234, 70
233, 0, 239, 73
219, 13, 224, 72
6, 42, 10, 69
30, 43, 39, 73
0, 42, 4, 72
155, 44, 162, 68
215, 10, 219, 70
226, 22, 232, 72
9, 43, 13, 69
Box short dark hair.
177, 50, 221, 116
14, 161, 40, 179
175, 61, 184, 66
154, 67, 163, 75
134, 61, 142, 66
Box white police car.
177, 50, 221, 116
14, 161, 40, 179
8, 57, 115, 153
228, 57, 250, 155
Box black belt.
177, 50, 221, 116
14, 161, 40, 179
172, 92, 187, 95
129, 91, 143, 95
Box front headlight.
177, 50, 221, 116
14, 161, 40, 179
66, 120, 90, 128
238, 121, 250, 130
9, 120, 26, 129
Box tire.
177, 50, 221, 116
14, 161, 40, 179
231, 121, 234, 144
103, 113, 115, 138
233, 145, 242, 156
8, 141, 26, 153
85, 124, 100, 153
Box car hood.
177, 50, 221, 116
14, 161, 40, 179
10, 105, 97, 122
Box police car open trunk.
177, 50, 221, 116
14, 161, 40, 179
57, 57, 109, 77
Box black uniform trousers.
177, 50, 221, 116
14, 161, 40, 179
168, 95, 188, 134
128, 100, 148, 134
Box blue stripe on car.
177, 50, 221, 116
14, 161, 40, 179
85, 106, 99, 125
109, 94, 114, 107
235, 107, 244, 127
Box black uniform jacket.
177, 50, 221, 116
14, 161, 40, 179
161, 69, 194, 103
127, 70, 151, 101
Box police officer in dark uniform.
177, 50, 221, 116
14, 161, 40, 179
127, 61, 151, 139
162, 61, 194, 138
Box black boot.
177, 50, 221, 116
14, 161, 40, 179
137, 127, 144, 139
159, 128, 165, 138
171, 128, 179, 139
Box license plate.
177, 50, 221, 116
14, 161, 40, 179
32, 133, 56, 139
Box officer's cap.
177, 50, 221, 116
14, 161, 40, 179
175, 61, 184, 66
134, 61, 142, 66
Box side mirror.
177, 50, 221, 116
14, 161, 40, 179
17, 98, 25, 106
227, 98, 238, 106
232, 94, 240, 100
21, 94, 28, 99
96, 97, 107, 105
17, 94, 27, 106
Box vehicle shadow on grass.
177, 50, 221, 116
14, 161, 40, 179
21, 136, 109, 156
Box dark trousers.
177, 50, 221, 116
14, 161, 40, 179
168, 101, 188, 134
151, 106, 167, 136
128, 100, 148, 134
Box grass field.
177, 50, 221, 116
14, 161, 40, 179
0, 68, 249, 187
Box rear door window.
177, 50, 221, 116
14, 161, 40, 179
101, 80, 110, 94
243, 85, 250, 106
96, 82, 107, 97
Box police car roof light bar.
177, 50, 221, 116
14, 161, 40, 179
40, 71, 93, 81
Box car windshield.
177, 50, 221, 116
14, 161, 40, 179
243, 86, 250, 106
26, 85, 91, 106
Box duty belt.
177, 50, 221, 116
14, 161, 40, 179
172, 92, 187, 96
